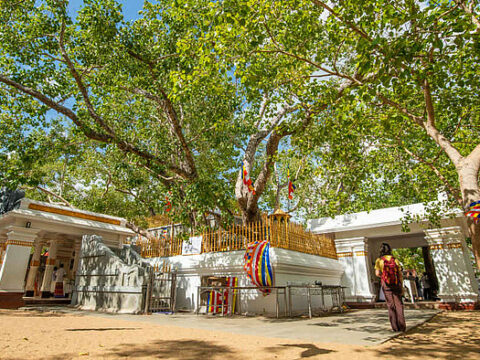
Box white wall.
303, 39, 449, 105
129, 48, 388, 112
0, 245, 31, 292
147, 248, 344, 316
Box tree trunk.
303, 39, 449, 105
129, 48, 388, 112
458, 161, 480, 269
468, 221, 480, 270
421, 246, 439, 292
241, 203, 262, 224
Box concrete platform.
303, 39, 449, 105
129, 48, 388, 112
19, 307, 440, 346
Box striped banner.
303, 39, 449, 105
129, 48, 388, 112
244, 241, 273, 295
206, 277, 237, 315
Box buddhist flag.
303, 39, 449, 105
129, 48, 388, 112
244, 241, 273, 295
241, 163, 256, 195
165, 192, 172, 212
287, 168, 296, 200
466, 200, 480, 223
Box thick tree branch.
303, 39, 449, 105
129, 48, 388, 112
376, 93, 425, 126
126, 221, 155, 241
125, 51, 197, 180
57, 22, 195, 180
57, 21, 117, 138
0, 74, 111, 143
422, 79, 463, 166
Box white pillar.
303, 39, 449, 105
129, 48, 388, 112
25, 240, 44, 297
424, 226, 479, 303
71, 240, 81, 278
335, 237, 375, 302
0, 237, 6, 269
40, 239, 59, 298
0, 227, 39, 307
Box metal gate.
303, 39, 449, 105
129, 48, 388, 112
144, 269, 177, 313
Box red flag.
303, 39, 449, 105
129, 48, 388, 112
165, 192, 172, 212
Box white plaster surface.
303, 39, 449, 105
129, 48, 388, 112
0, 244, 31, 292
72, 235, 149, 314
425, 227, 479, 303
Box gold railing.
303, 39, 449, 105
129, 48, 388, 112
136, 219, 337, 260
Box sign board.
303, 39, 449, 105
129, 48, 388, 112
182, 235, 202, 255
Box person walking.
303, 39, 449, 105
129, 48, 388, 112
375, 243, 406, 332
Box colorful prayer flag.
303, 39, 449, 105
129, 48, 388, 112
165, 192, 172, 212
241, 163, 256, 195
206, 277, 238, 315
287, 167, 296, 200
244, 241, 273, 295
288, 181, 296, 200
466, 200, 480, 223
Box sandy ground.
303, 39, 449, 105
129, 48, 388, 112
0, 309, 479, 360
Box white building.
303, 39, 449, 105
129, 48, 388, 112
308, 202, 479, 307
0, 198, 133, 308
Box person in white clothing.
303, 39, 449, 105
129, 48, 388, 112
54, 264, 66, 298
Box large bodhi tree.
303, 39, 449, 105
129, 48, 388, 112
0, 0, 363, 225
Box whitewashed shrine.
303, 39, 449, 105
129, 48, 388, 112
0, 197, 133, 308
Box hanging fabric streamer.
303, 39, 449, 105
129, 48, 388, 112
241, 163, 256, 195
466, 200, 480, 223
244, 240, 273, 295
287, 167, 296, 200
206, 277, 238, 315
165, 191, 172, 212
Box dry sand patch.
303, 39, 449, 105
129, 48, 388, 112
0, 309, 478, 359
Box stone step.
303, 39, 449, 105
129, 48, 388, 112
22, 297, 71, 306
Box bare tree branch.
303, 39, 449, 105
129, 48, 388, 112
22, 185, 74, 208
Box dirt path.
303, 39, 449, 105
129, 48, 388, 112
0, 309, 478, 359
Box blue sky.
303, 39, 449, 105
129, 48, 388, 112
67, 0, 143, 21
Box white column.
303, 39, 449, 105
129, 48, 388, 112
24, 240, 44, 297
0, 237, 6, 269
40, 239, 59, 298
0, 227, 39, 293
71, 240, 81, 278
335, 237, 375, 302
424, 226, 479, 303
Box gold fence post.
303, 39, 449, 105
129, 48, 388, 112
217, 227, 222, 251
285, 220, 289, 249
